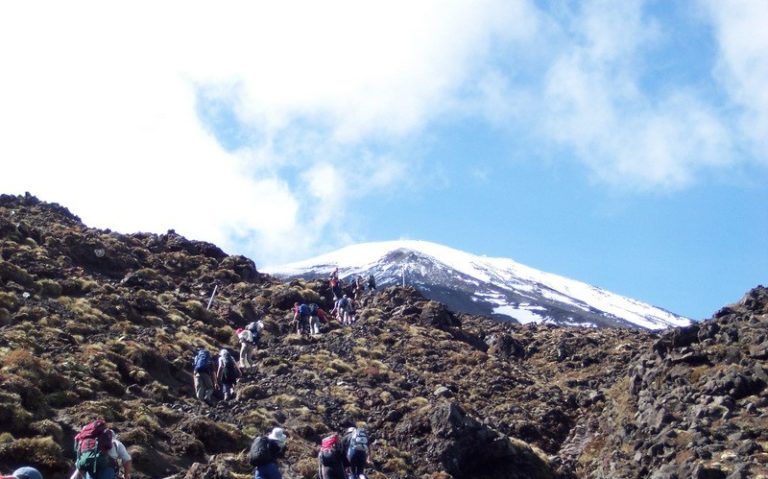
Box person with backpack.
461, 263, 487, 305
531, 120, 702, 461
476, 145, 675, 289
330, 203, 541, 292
248, 427, 288, 479
217, 349, 242, 401
293, 303, 310, 336
192, 347, 217, 405
367, 274, 376, 291
341, 427, 370, 479
1, 467, 43, 479
71, 420, 133, 479
307, 303, 323, 336
246, 320, 264, 348
337, 295, 355, 326
236, 327, 254, 370
317, 433, 345, 479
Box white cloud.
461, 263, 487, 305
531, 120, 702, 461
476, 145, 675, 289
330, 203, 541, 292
0, 0, 763, 267
536, 0, 735, 190
703, 0, 768, 159
0, 0, 539, 264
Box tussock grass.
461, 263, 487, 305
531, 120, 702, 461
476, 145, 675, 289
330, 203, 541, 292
0, 436, 66, 468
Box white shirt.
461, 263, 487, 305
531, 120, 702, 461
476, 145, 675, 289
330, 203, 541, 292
109, 438, 132, 462
238, 329, 253, 343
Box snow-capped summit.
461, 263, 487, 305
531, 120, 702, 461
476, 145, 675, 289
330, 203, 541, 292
264, 240, 691, 330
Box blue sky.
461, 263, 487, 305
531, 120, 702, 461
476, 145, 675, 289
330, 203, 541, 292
1, 1, 766, 320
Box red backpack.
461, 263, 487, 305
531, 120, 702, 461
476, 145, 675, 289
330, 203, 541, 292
319, 433, 341, 466
74, 420, 113, 474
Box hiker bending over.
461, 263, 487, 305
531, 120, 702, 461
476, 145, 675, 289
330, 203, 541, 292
2, 468, 43, 479
318, 433, 345, 479
72, 420, 132, 479
293, 302, 311, 335
342, 427, 371, 479
192, 347, 217, 404
217, 349, 242, 401
247, 320, 264, 349
248, 427, 288, 479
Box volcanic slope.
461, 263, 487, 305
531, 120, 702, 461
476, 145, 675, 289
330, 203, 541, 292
0, 194, 765, 479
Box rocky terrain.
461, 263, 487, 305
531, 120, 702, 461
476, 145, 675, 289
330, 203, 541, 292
0, 193, 765, 479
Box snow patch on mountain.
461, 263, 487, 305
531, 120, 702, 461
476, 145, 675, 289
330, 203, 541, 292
264, 240, 691, 330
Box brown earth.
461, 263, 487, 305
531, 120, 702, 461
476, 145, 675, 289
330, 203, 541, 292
0, 193, 765, 479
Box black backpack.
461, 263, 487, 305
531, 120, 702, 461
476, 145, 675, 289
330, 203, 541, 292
221, 355, 240, 382
248, 436, 273, 467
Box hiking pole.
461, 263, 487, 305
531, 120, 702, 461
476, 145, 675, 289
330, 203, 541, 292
206, 284, 218, 310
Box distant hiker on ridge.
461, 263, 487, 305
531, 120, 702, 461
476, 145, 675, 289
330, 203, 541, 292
293, 302, 311, 336
354, 275, 365, 299
367, 274, 376, 291
308, 302, 326, 336
192, 347, 217, 405
330, 269, 343, 300
336, 295, 355, 325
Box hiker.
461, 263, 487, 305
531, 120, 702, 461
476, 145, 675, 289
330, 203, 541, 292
248, 427, 288, 479
293, 302, 310, 335
337, 295, 355, 326
217, 349, 242, 401
192, 347, 217, 404
316, 306, 330, 329
367, 274, 376, 291
1, 468, 43, 479
246, 320, 264, 349
330, 274, 343, 301
354, 275, 365, 298
71, 420, 133, 479
342, 427, 371, 479
308, 303, 323, 335
236, 327, 254, 369
317, 433, 345, 479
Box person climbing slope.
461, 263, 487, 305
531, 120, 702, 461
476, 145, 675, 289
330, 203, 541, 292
318, 432, 345, 479
217, 349, 242, 401
248, 427, 288, 479
71, 420, 133, 479
236, 327, 254, 370
192, 347, 217, 405
342, 427, 371, 479
293, 302, 311, 336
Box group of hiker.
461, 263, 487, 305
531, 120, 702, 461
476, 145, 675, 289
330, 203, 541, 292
192, 319, 263, 404
11, 420, 369, 479
327, 269, 376, 328
248, 426, 372, 479
191, 270, 379, 405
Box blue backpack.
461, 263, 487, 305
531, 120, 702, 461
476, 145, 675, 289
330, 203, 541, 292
193, 350, 210, 372
347, 428, 368, 455
298, 304, 309, 316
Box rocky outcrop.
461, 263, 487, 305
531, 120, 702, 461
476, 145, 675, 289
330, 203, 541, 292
576, 286, 768, 478
0, 194, 765, 479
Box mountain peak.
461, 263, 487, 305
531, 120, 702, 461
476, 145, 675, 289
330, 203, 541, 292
265, 240, 691, 330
